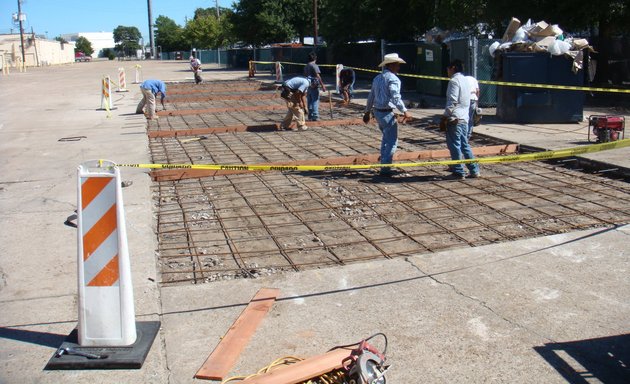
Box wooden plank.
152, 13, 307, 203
150, 144, 519, 181
195, 288, 281, 381
240, 347, 354, 384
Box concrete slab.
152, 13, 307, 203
1, 60, 629, 384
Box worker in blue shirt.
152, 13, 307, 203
136, 79, 167, 120
280, 76, 310, 131
364, 53, 411, 176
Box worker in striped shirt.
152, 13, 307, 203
364, 53, 412, 176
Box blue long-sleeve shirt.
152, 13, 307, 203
365, 69, 407, 113
443, 72, 471, 122
140, 79, 167, 100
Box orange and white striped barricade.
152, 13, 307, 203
335, 64, 343, 94
133, 64, 142, 84
99, 75, 116, 111
275, 61, 283, 83
77, 159, 135, 347
45, 160, 160, 369
116, 67, 129, 92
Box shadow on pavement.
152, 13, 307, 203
534, 333, 630, 384
0, 327, 67, 349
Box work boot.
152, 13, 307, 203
442, 173, 465, 180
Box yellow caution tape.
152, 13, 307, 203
114, 139, 630, 171
251, 61, 630, 94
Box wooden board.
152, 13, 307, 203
195, 288, 280, 381
241, 347, 354, 384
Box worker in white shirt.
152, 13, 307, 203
465, 75, 480, 138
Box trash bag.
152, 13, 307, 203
489, 41, 500, 58
548, 40, 571, 56
512, 27, 527, 42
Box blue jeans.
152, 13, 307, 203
307, 87, 320, 120
446, 120, 479, 176
374, 110, 398, 173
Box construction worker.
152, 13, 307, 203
465, 74, 480, 138
364, 53, 411, 177
280, 76, 310, 131
136, 79, 166, 120
304, 52, 327, 121
339, 67, 355, 105
190, 53, 202, 84
442, 60, 480, 179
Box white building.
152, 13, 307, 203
0, 34, 75, 68
61, 32, 115, 57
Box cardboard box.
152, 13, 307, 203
502, 17, 521, 42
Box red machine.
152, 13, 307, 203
341, 334, 390, 384
588, 115, 625, 143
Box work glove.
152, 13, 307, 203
363, 111, 371, 124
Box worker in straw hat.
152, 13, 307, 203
364, 53, 412, 177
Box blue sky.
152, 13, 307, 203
1, 0, 233, 40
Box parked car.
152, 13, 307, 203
75, 52, 92, 62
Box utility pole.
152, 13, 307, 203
17, 0, 26, 65
147, 0, 156, 59
216, 0, 220, 19
313, 0, 318, 49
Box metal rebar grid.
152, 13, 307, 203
150, 99, 364, 135
149, 80, 630, 285
153, 161, 630, 284
148, 123, 456, 167
166, 80, 266, 94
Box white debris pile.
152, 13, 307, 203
489, 17, 595, 73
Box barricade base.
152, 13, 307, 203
44, 321, 160, 370
116, 89, 129, 93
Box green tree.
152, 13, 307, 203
283, 0, 312, 44
320, 0, 435, 45
229, 0, 294, 46
182, 8, 235, 49
113, 25, 142, 56
155, 15, 186, 52
74, 36, 94, 56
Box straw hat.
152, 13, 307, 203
378, 53, 406, 67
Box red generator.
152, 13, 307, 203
588, 115, 625, 143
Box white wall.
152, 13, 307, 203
61, 32, 115, 57
0, 34, 75, 67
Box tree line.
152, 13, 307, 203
152, 0, 628, 51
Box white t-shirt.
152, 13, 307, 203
466, 76, 479, 101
